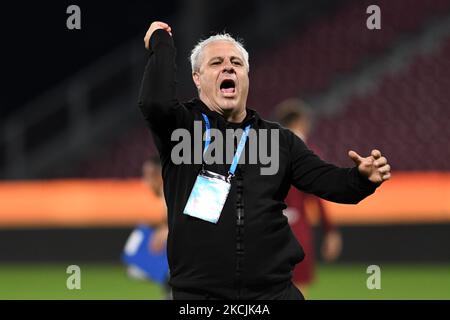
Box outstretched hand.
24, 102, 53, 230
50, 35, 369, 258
144, 21, 172, 50
348, 149, 391, 184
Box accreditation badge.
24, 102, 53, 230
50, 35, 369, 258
183, 169, 231, 224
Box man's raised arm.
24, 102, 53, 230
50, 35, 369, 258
138, 22, 191, 138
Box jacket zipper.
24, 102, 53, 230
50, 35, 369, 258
236, 172, 244, 300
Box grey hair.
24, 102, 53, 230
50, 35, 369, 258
190, 33, 250, 73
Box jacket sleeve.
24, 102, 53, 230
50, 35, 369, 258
137, 29, 193, 154
287, 130, 378, 204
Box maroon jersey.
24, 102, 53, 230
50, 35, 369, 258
284, 141, 335, 284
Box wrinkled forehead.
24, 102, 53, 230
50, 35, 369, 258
201, 40, 244, 62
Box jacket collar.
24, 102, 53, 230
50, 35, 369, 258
189, 98, 259, 128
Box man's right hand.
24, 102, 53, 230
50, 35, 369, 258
144, 21, 172, 50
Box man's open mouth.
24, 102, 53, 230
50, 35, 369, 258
220, 79, 236, 94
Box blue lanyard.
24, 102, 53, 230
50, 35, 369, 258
202, 113, 211, 153
201, 113, 251, 177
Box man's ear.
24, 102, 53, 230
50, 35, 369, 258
192, 72, 201, 91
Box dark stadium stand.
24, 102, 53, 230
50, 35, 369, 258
249, 0, 450, 113
310, 35, 450, 170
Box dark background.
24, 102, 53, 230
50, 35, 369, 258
0, 1, 179, 118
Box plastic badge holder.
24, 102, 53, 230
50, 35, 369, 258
183, 169, 231, 224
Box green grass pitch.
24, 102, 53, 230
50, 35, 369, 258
0, 263, 448, 300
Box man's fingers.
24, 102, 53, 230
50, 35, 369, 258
371, 149, 382, 159
154, 22, 172, 33
348, 150, 362, 164
374, 157, 387, 167
144, 21, 173, 49
378, 164, 391, 174
153, 21, 169, 29
164, 26, 172, 36
382, 172, 391, 180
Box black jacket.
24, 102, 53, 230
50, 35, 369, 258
138, 30, 378, 299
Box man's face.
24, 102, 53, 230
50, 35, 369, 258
193, 41, 249, 114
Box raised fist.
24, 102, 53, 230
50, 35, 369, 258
144, 21, 172, 50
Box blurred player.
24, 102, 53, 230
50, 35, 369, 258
123, 157, 170, 298
142, 157, 168, 254
276, 98, 343, 297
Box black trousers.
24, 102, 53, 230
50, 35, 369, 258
172, 282, 304, 300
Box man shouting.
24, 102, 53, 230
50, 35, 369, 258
138, 21, 391, 300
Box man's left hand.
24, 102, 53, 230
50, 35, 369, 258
348, 149, 391, 184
